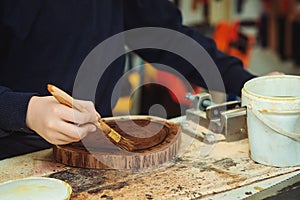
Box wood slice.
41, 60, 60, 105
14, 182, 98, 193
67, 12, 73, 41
53, 116, 181, 169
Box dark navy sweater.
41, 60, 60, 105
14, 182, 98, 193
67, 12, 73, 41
0, 0, 254, 136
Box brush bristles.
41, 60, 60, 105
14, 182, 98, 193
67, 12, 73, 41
118, 137, 135, 151
107, 136, 135, 152
100, 122, 136, 151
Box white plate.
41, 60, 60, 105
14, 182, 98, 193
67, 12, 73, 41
0, 177, 72, 200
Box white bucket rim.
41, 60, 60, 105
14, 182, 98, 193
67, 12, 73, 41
242, 75, 300, 101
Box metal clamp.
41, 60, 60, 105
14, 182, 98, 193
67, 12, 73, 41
183, 93, 247, 142
185, 92, 212, 111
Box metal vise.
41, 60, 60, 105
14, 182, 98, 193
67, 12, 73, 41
182, 92, 247, 142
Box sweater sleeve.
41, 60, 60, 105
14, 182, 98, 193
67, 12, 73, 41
0, 86, 36, 137
0, 0, 42, 136
123, 0, 255, 96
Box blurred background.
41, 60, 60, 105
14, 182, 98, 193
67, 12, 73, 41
113, 0, 300, 118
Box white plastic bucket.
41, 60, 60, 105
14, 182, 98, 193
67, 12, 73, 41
242, 75, 300, 167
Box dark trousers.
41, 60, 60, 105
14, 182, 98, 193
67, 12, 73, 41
0, 132, 52, 160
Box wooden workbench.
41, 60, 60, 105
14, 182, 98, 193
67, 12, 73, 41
0, 117, 299, 199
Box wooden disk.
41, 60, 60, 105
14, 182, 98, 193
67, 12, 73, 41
53, 116, 181, 169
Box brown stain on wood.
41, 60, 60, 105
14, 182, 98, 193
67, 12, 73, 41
106, 119, 169, 150
48, 168, 130, 198
53, 117, 181, 170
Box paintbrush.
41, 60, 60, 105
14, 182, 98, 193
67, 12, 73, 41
47, 84, 135, 151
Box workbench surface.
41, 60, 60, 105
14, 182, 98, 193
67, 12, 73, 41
1, 117, 299, 200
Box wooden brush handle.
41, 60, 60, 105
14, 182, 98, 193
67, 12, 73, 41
47, 84, 111, 132
47, 84, 83, 110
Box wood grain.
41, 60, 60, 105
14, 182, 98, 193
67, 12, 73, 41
53, 116, 181, 169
